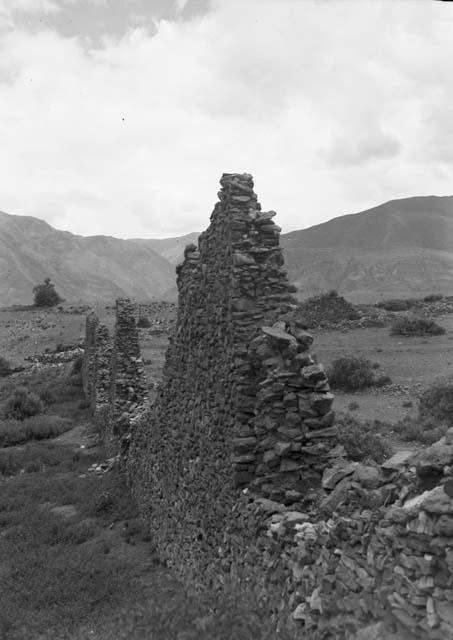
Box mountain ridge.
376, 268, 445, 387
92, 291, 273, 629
1, 195, 452, 305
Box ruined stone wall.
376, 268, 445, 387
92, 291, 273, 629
82, 311, 98, 409
127, 173, 453, 640
105, 298, 148, 455
127, 173, 335, 576
220, 439, 453, 640
82, 299, 148, 455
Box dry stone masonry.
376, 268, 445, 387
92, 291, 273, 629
127, 173, 338, 605
85, 173, 453, 639
82, 299, 147, 455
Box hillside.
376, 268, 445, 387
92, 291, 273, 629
1, 195, 453, 305
280, 195, 453, 301
0, 211, 176, 305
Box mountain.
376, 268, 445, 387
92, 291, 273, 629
280, 195, 453, 302
1, 195, 452, 306
0, 211, 176, 306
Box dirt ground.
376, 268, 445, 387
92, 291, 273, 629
1, 302, 452, 424
313, 312, 453, 424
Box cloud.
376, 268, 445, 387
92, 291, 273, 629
323, 129, 401, 167
0, 0, 452, 239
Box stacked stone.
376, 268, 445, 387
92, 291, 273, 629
106, 298, 148, 455
218, 433, 453, 639
127, 173, 333, 582
82, 311, 98, 405
243, 321, 335, 503
93, 322, 113, 431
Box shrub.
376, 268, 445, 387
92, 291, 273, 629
335, 414, 392, 463
137, 317, 152, 328
391, 317, 446, 337
3, 387, 44, 420
376, 298, 417, 311
33, 278, 63, 307
39, 386, 56, 406
0, 415, 72, 447
0, 356, 12, 377
393, 416, 448, 446
328, 356, 375, 391
423, 293, 443, 303
419, 378, 453, 423
70, 356, 83, 376
374, 375, 392, 388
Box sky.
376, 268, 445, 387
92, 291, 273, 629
0, 0, 452, 239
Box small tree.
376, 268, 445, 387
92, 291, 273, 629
33, 278, 63, 307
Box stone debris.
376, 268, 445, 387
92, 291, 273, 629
87, 456, 119, 475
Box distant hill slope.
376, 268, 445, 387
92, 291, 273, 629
1, 195, 452, 306
0, 211, 176, 305
280, 195, 453, 301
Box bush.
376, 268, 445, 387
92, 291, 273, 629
137, 317, 152, 328
39, 387, 56, 406
3, 387, 44, 420
0, 356, 12, 377
376, 298, 417, 311
423, 293, 443, 303
393, 415, 448, 445
70, 356, 83, 376
419, 378, 453, 422
391, 317, 446, 337
33, 278, 63, 307
335, 414, 392, 463
374, 375, 392, 388
328, 356, 376, 391
0, 415, 72, 447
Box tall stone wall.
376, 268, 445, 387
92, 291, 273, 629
82, 311, 98, 409
127, 173, 453, 640
106, 298, 148, 455
127, 173, 335, 576
82, 299, 148, 455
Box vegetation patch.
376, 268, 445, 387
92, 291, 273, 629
392, 415, 448, 446
390, 316, 446, 337
328, 356, 391, 392
418, 377, 453, 423
0, 356, 12, 377
137, 316, 152, 328
335, 413, 392, 463
3, 387, 44, 420
376, 298, 418, 311
296, 290, 360, 328
423, 293, 444, 303
0, 415, 72, 448
33, 277, 63, 307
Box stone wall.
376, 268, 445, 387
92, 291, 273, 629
220, 439, 453, 639
87, 172, 453, 639
127, 173, 336, 585
127, 173, 453, 639
106, 298, 148, 455
82, 299, 148, 455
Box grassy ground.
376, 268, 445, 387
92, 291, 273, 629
0, 433, 286, 639
314, 313, 453, 424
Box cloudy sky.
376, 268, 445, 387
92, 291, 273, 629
0, 0, 452, 238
